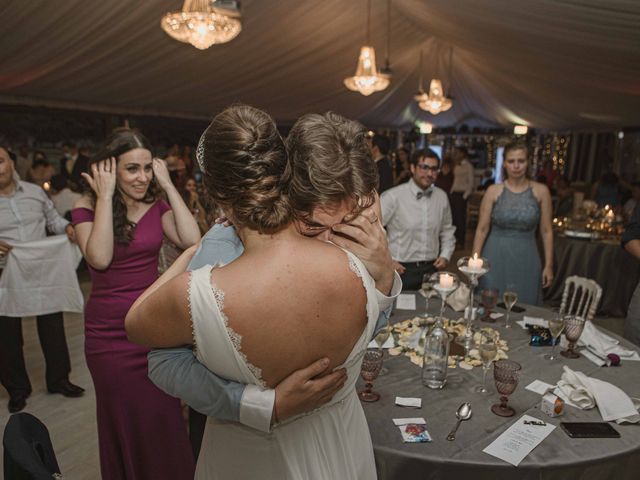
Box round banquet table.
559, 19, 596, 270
544, 234, 640, 317
361, 293, 640, 480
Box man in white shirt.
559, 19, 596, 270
450, 146, 475, 247
381, 148, 456, 290
0, 148, 84, 413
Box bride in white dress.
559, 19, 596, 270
126, 105, 380, 479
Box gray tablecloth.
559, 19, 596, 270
544, 235, 640, 317
362, 294, 640, 480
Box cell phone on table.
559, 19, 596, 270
560, 422, 620, 438
497, 302, 526, 313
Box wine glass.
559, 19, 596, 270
373, 321, 391, 375
358, 349, 384, 402
560, 315, 586, 359
503, 288, 518, 329
544, 312, 565, 361
491, 360, 521, 417
480, 288, 498, 322
474, 332, 497, 393
420, 273, 432, 320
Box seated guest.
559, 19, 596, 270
554, 175, 574, 218
623, 182, 640, 223
381, 148, 456, 290
592, 170, 621, 208
623, 204, 640, 346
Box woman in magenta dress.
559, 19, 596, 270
72, 129, 200, 480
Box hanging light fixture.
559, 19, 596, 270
414, 48, 453, 114
344, 0, 390, 96
161, 0, 242, 50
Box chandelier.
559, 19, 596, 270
344, 0, 390, 96
161, 0, 242, 50
414, 48, 453, 114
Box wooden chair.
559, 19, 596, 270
559, 275, 602, 322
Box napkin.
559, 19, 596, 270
445, 283, 470, 312
556, 366, 640, 424
578, 321, 640, 361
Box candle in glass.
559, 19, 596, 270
439, 273, 454, 289
468, 253, 483, 271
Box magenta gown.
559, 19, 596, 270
72, 201, 195, 480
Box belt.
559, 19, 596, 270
401, 260, 435, 268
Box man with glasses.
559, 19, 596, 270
380, 148, 456, 290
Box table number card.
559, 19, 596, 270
483, 415, 556, 466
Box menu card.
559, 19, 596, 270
396, 294, 416, 310
483, 415, 556, 466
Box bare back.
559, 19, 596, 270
206, 237, 369, 388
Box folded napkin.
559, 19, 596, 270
578, 321, 640, 361
445, 283, 470, 312
516, 316, 547, 330
556, 366, 640, 424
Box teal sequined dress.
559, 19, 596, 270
479, 185, 542, 305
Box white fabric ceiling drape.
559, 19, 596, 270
0, 0, 638, 129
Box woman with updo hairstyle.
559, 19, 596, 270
126, 105, 380, 479
472, 140, 554, 305
71, 128, 199, 480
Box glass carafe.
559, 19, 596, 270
422, 319, 451, 389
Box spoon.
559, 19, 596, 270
446, 402, 472, 441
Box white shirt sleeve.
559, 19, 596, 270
375, 271, 402, 312
239, 385, 275, 433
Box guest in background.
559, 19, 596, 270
592, 170, 621, 208
450, 146, 475, 248
393, 147, 412, 185
435, 159, 454, 193
50, 174, 82, 220
623, 182, 640, 222
0, 147, 83, 413
72, 129, 199, 480
473, 141, 553, 305
554, 175, 574, 218
14, 145, 31, 180
60, 142, 90, 191
166, 144, 187, 189
381, 148, 456, 290
370, 133, 394, 194
181, 176, 209, 234
478, 168, 495, 191
622, 204, 640, 346
26, 157, 54, 187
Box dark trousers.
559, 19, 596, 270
450, 192, 467, 247
400, 262, 438, 291
0, 313, 71, 398
188, 407, 206, 460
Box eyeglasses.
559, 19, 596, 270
416, 164, 440, 173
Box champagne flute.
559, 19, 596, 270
420, 273, 432, 321
474, 332, 497, 393
544, 313, 565, 361
503, 289, 518, 329
374, 320, 391, 375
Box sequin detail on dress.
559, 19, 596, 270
187, 272, 197, 354
209, 280, 267, 389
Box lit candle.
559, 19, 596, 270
468, 253, 483, 270
439, 273, 454, 288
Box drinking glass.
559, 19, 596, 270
480, 288, 498, 322
373, 321, 391, 375
560, 315, 586, 359
544, 313, 565, 361
420, 273, 432, 320
358, 349, 384, 402
503, 289, 518, 329
474, 332, 497, 393
491, 360, 521, 417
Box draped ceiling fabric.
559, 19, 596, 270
0, 0, 639, 130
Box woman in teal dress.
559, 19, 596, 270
473, 141, 554, 305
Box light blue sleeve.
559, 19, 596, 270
148, 225, 248, 420
373, 304, 393, 338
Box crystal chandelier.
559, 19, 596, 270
414, 48, 453, 114
344, 0, 390, 96
161, 0, 242, 50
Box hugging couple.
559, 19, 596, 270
126, 105, 401, 479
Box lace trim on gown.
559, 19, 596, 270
188, 272, 197, 355
209, 280, 267, 389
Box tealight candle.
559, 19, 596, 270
468, 253, 483, 270
439, 273, 454, 289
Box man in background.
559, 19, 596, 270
370, 133, 394, 194
381, 148, 456, 290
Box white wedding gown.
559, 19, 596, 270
189, 250, 379, 479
